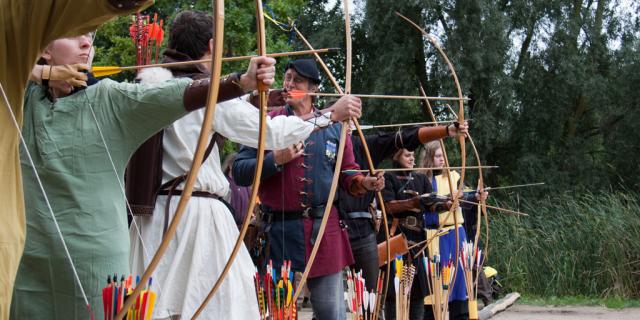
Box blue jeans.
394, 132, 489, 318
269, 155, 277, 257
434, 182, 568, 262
307, 271, 346, 320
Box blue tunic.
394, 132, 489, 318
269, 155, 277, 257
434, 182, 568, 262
426, 173, 468, 302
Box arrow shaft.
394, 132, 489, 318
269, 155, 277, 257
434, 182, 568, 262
485, 182, 545, 191
343, 165, 497, 173
456, 199, 528, 216
358, 120, 457, 130
307, 92, 468, 101
102, 48, 338, 72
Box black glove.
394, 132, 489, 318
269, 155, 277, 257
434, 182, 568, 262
460, 191, 478, 210
421, 194, 451, 212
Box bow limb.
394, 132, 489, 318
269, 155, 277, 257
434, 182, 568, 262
467, 139, 487, 300
398, 15, 466, 306
396, 12, 467, 302
292, 25, 391, 318
420, 84, 489, 308
443, 104, 489, 264
289, 0, 353, 311
417, 84, 461, 288
115, 2, 225, 319
190, 1, 271, 318
441, 104, 489, 300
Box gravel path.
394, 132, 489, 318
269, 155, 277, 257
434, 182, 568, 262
299, 301, 640, 320
492, 304, 640, 320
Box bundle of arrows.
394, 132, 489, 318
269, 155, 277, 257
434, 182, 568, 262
254, 260, 297, 320
129, 12, 165, 67
422, 254, 456, 320
344, 269, 383, 320
461, 241, 483, 320
393, 256, 417, 320
101, 274, 156, 320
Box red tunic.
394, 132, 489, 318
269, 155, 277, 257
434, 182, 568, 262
258, 107, 364, 277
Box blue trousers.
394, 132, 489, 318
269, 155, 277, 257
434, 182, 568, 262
307, 271, 346, 320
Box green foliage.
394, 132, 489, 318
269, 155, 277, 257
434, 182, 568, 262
90, 1, 640, 190
351, 0, 639, 192
488, 191, 640, 298
93, 0, 306, 84
93, 16, 138, 82
519, 295, 640, 309
86, 0, 640, 299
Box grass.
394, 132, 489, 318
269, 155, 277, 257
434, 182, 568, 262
518, 295, 640, 309
485, 191, 640, 299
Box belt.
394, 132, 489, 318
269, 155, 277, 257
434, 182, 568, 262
157, 189, 221, 199
345, 211, 372, 219
159, 189, 223, 235
263, 206, 326, 220
263, 205, 327, 246
398, 215, 422, 232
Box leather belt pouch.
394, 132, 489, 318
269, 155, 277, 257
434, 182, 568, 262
377, 233, 409, 267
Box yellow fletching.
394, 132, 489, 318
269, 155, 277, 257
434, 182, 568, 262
91, 66, 123, 78
145, 292, 157, 320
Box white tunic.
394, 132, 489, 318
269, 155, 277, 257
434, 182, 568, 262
130, 90, 321, 319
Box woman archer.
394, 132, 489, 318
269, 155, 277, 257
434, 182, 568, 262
381, 148, 452, 320
419, 140, 488, 320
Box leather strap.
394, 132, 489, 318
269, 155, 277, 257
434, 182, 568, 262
390, 218, 399, 236
158, 190, 221, 198
159, 187, 222, 235
157, 132, 221, 234
157, 132, 221, 192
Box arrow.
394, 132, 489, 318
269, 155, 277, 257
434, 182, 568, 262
485, 182, 545, 191
286, 89, 469, 102
457, 199, 528, 216
356, 120, 458, 130
342, 165, 498, 173
92, 48, 339, 77
415, 193, 529, 216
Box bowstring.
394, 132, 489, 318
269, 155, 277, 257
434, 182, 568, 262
0, 83, 91, 312
84, 30, 167, 301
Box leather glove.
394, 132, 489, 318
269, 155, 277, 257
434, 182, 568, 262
385, 197, 421, 215
43, 64, 90, 87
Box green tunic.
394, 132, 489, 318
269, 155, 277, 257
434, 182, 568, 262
11, 78, 190, 319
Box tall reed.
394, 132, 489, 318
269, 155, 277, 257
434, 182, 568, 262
488, 191, 640, 298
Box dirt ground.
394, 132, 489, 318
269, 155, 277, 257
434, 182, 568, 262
491, 304, 640, 320
298, 304, 640, 319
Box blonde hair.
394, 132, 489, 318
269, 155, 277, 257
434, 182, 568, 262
419, 140, 447, 180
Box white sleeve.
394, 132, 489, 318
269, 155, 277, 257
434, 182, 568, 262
213, 97, 315, 150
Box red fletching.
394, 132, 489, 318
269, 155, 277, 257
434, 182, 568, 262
149, 23, 157, 41
157, 27, 164, 45
287, 89, 308, 99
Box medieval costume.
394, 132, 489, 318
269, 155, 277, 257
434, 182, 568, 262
423, 170, 470, 320
382, 166, 434, 320
12, 71, 245, 319
233, 106, 368, 320
0, 1, 152, 314
341, 126, 449, 291
129, 50, 328, 319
